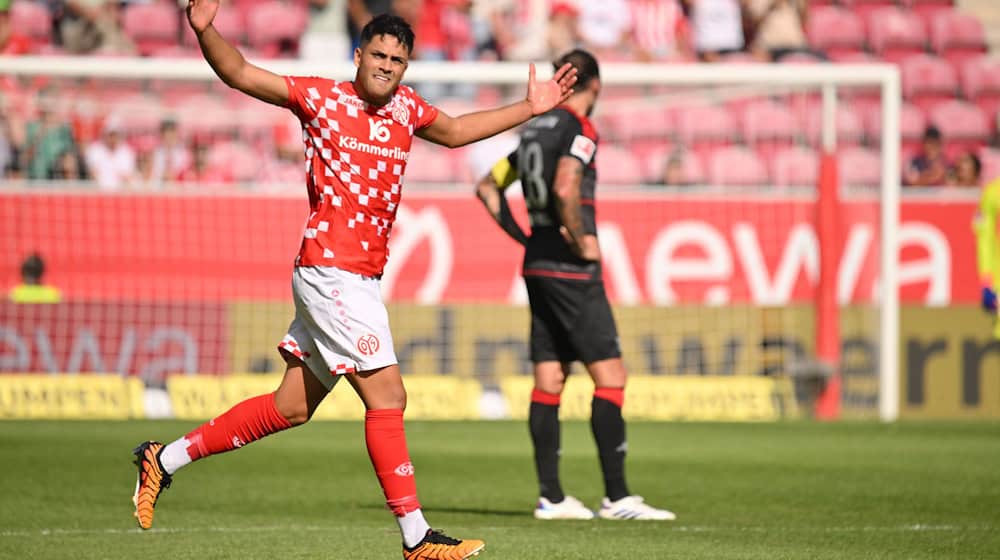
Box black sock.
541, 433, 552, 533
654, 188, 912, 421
529, 401, 564, 503
591, 396, 630, 501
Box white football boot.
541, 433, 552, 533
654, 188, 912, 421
598, 495, 676, 520
533, 496, 596, 520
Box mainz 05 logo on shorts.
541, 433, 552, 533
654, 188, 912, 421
357, 334, 380, 356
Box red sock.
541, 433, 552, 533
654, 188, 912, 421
365, 409, 421, 516
184, 393, 293, 461
594, 387, 625, 408
531, 388, 561, 406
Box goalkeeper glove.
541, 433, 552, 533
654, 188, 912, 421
982, 286, 998, 312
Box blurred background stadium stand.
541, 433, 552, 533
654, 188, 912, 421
3, 0, 1000, 422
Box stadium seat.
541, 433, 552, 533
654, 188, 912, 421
708, 146, 768, 186
741, 101, 801, 165
840, 0, 896, 21
904, 0, 957, 27
771, 146, 818, 187
863, 102, 927, 161
960, 57, 1000, 128
246, 0, 309, 58
866, 7, 927, 64
930, 11, 987, 66
678, 104, 738, 162
803, 104, 864, 148
900, 54, 958, 113
807, 7, 867, 60
838, 147, 881, 187
123, 2, 181, 57
929, 100, 990, 160
611, 107, 673, 141
595, 145, 644, 185
10, 0, 52, 45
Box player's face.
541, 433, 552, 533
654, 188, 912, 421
354, 34, 409, 105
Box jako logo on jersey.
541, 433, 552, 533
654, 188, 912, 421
394, 462, 415, 476
369, 117, 392, 143
357, 334, 380, 355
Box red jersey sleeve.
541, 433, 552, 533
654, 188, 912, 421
284, 76, 334, 122
412, 90, 439, 130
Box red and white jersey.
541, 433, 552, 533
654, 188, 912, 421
284, 77, 438, 276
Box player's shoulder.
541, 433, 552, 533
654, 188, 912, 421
554, 106, 597, 141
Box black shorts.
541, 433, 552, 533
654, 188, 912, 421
524, 276, 621, 365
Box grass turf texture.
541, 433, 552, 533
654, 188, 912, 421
0, 420, 997, 559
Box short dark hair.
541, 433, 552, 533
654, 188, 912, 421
21, 253, 44, 283
923, 125, 942, 141
360, 14, 415, 55
554, 49, 600, 93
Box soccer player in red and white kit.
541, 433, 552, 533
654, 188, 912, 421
130, 3, 577, 558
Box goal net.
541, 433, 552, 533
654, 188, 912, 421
0, 57, 900, 422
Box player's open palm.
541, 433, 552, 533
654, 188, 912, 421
526, 63, 578, 116
187, 0, 219, 34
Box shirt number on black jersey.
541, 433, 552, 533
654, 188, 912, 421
517, 141, 552, 226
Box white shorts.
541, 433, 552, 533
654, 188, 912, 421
277, 266, 397, 390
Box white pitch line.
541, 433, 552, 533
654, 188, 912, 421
1, 524, 994, 538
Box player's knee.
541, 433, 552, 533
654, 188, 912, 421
274, 398, 311, 426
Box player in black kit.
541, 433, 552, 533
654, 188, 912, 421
474, 49, 676, 521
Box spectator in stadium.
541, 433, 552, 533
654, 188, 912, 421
576, 0, 633, 60
904, 125, 949, 186
131, 6, 576, 560
175, 140, 232, 185
658, 150, 693, 186
50, 147, 86, 180
9, 253, 62, 304
548, 1, 580, 60
0, 103, 13, 177
629, 0, 693, 62
683, 0, 745, 61
475, 0, 550, 61
346, 0, 393, 50
0, 0, 34, 55
148, 118, 191, 186
302, 0, 351, 61
85, 116, 136, 190
475, 49, 677, 522
22, 92, 77, 181
949, 152, 982, 188
742, 0, 823, 62
48, 0, 136, 55
410, 0, 478, 100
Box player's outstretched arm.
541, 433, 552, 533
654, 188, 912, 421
417, 63, 577, 148
187, 0, 288, 106
475, 158, 529, 246
553, 156, 600, 261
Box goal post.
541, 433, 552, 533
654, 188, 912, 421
0, 56, 901, 421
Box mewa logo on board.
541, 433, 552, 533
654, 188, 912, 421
383, 197, 964, 306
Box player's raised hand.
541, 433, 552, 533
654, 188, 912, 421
187, 0, 219, 34
526, 63, 578, 116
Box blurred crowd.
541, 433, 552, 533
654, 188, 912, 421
0, 0, 998, 189
0, 0, 821, 63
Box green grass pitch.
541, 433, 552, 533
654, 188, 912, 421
1, 420, 998, 559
